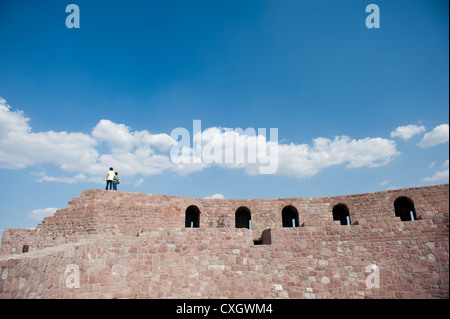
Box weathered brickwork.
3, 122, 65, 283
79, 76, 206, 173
0, 184, 448, 298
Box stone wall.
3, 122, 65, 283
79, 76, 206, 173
0, 184, 448, 298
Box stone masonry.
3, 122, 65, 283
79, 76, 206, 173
0, 184, 448, 299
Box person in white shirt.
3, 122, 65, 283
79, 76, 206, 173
105, 167, 115, 190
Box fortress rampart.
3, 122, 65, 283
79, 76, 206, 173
0, 184, 448, 298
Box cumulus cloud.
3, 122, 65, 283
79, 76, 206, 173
171, 127, 399, 178
0, 98, 30, 137
271, 136, 399, 178
134, 178, 144, 187
0, 99, 98, 171
0, 98, 176, 180
28, 207, 58, 220
443, 159, 450, 168
418, 124, 449, 148
203, 193, 225, 199
0, 97, 401, 182
37, 173, 88, 184
423, 170, 449, 183
390, 124, 426, 140
422, 159, 449, 183
0, 129, 99, 171
92, 119, 176, 153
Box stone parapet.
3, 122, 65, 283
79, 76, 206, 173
0, 184, 448, 298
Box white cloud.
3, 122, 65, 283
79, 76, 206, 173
97, 150, 174, 177
37, 173, 89, 184
91, 119, 178, 178
170, 128, 399, 178
390, 124, 426, 140
422, 159, 449, 183
28, 207, 58, 220
272, 136, 399, 178
0, 98, 176, 180
203, 193, 225, 199
134, 178, 144, 187
0, 97, 401, 182
0, 99, 30, 137
92, 119, 176, 153
92, 120, 136, 153
422, 169, 449, 183
418, 124, 449, 148
0, 99, 99, 171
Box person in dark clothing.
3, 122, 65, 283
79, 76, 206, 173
113, 172, 120, 191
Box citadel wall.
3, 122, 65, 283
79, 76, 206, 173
0, 184, 448, 298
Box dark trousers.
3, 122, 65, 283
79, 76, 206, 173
106, 180, 113, 190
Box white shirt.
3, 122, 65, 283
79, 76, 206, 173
107, 171, 115, 181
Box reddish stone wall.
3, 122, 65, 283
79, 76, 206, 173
0, 184, 448, 298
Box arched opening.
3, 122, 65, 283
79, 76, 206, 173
394, 196, 417, 221
235, 206, 252, 229
282, 205, 299, 228
332, 203, 351, 225
185, 205, 200, 228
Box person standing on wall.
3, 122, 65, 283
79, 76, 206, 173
106, 167, 115, 190
113, 172, 120, 191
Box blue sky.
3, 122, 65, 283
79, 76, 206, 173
0, 0, 448, 234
